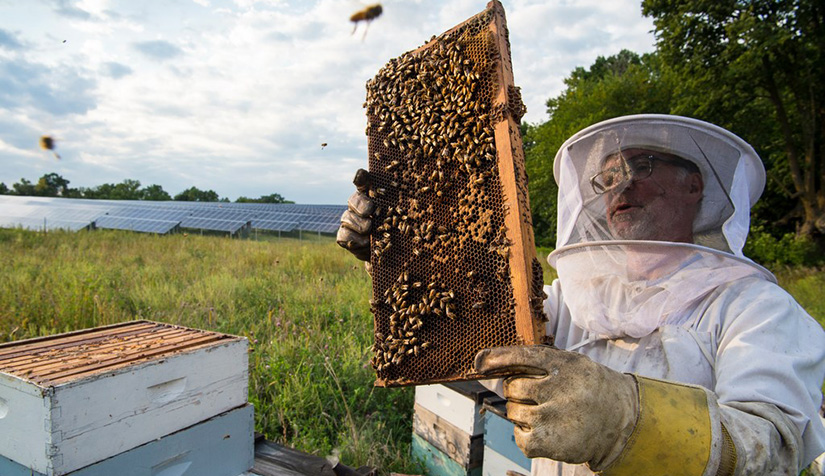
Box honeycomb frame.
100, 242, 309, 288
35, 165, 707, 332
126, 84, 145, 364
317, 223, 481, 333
365, 0, 548, 387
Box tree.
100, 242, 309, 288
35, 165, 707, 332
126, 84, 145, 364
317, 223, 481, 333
81, 179, 143, 200
111, 179, 143, 200
524, 50, 675, 246
0, 183, 8, 195
11, 178, 36, 196
642, 0, 825, 237
79, 183, 115, 199
236, 193, 293, 204
174, 186, 220, 202
35, 173, 72, 197
141, 184, 171, 201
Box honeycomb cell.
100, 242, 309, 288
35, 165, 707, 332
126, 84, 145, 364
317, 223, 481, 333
365, 1, 548, 387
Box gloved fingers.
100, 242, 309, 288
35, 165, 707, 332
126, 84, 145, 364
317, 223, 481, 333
336, 226, 370, 261
348, 190, 375, 217
502, 374, 551, 405
505, 400, 544, 431
474, 346, 558, 378
341, 209, 372, 234
510, 410, 551, 460
352, 168, 371, 193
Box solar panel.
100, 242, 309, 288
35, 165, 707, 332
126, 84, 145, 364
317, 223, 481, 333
95, 216, 180, 234
0, 196, 345, 237
0, 216, 93, 232
299, 221, 340, 233
104, 207, 190, 222
251, 219, 298, 232
180, 217, 249, 234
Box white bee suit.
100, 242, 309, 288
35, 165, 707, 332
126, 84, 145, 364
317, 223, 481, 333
493, 115, 825, 475
532, 275, 825, 475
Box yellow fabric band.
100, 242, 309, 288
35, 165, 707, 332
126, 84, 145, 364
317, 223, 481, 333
601, 376, 712, 476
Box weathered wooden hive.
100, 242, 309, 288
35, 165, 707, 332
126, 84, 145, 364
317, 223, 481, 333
0, 320, 251, 476
365, 0, 549, 387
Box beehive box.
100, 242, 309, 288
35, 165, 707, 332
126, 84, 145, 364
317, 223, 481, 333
411, 433, 482, 476
0, 320, 248, 475
0, 404, 254, 476
413, 403, 483, 472
482, 396, 531, 476
365, 0, 548, 387
415, 382, 492, 436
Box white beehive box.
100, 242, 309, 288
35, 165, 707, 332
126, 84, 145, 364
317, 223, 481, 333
0, 320, 249, 476
414, 382, 492, 436
0, 403, 254, 476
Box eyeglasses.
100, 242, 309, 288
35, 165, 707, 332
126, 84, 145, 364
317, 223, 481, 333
589, 154, 697, 195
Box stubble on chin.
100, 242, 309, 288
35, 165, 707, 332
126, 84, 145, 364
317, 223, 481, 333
608, 210, 659, 241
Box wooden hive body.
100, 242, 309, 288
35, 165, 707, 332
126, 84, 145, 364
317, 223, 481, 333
0, 320, 248, 475
482, 396, 532, 476
365, 0, 548, 386
0, 404, 254, 476
411, 382, 493, 475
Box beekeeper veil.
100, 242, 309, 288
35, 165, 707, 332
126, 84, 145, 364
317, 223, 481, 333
548, 115, 775, 339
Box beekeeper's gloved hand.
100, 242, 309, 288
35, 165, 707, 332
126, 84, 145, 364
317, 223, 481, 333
475, 346, 730, 474
474, 345, 638, 469
337, 169, 374, 262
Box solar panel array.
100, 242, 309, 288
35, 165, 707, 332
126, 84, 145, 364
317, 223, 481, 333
0, 196, 346, 236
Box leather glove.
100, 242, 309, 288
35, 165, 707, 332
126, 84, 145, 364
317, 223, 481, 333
474, 345, 638, 469
337, 169, 374, 261
475, 345, 728, 475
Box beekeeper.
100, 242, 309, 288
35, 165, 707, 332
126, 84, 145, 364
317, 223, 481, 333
337, 114, 825, 475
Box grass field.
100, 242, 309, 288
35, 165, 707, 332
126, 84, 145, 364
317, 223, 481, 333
1, 229, 823, 473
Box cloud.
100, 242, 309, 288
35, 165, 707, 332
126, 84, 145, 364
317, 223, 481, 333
52, 0, 92, 20
0, 0, 658, 205
0, 29, 23, 51
133, 40, 184, 60
100, 61, 133, 79
0, 59, 97, 116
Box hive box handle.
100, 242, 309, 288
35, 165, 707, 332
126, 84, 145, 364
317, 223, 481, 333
147, 377, 187, 405
151, 451, 192, 476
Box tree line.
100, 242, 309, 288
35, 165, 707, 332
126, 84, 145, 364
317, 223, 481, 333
0, 173, 292, 204
523, 0, 823, 258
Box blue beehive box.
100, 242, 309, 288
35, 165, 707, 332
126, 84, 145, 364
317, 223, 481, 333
0, 404, 254, 476
482, 396, 531, 476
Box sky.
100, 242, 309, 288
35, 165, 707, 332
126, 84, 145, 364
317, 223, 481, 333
0, 0, 656, 204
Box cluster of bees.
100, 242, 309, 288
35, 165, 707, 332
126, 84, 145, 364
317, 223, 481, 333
369, 271, 452, 371
364, 9, 530, 384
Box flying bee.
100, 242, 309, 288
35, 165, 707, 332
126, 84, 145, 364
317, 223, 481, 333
39, 135, 60, 160
320, 142, 328, 149
350, 4, 382, 41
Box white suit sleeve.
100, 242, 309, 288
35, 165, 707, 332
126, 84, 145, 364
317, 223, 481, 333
706, 278, 825, 473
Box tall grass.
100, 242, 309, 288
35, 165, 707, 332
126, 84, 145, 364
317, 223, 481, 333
0, 228, 420, 474
2, 230, 822, 473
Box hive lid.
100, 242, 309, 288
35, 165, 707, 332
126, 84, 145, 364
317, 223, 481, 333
0, 320, 244, 387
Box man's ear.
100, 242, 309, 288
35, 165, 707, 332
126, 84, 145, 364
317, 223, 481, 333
688, 173, 704, 199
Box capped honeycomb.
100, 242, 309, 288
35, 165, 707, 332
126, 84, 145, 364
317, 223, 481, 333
0, 320, 240, 386
365, 0, 549, 387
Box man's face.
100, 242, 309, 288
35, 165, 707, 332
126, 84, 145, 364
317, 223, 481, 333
602, 149, 703, 243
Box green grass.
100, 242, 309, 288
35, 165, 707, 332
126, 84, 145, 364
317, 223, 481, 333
775, 266, 825, 328
1, 229, 822, 473
0, 228, 421, 474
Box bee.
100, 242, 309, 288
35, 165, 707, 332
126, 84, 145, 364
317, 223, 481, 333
350, 4, 383, 41
39, 135, 60, 160
320, 142, 328, 149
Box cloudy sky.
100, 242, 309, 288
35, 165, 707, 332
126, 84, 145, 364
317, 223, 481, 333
0, 0, 656, 204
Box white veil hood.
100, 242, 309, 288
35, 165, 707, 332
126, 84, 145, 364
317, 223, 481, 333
547, 115, 774, 339
551, 114, 765, 256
